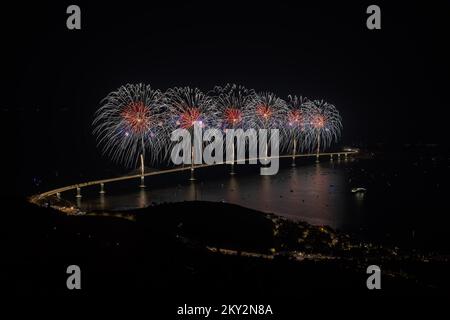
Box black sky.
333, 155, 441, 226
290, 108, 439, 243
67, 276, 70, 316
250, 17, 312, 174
1, 1, 449, 195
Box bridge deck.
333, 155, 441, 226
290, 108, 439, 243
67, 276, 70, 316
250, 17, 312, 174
29, 150, 358, 203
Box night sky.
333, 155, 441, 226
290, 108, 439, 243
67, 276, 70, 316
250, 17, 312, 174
1, 1, 449, 196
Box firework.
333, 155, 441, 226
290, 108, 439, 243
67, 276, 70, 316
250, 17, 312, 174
92, 83, 167, 169
210, 84, 256, 168
248, 92, 288, 161
93, 84, 343, 173
165, 86, 217, 178
283, 95, 314, 164
307, 100, 342, 156
249, 91, 288, 130
210, 84, 256, 129
165, 86, 216, 130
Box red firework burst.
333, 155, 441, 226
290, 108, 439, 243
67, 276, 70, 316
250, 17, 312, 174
312, 114, 325, 129
178, 107, 202, 129
121, 101, 151, 135
288, 110, 303, 127
256, 104, 272, 120
224, 107, 242, 126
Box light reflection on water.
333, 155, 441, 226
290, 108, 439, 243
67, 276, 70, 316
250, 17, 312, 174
76, 161, 356, 229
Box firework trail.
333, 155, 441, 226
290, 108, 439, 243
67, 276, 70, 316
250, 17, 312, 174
307, 100, 342, 155
92, 83, 167, 169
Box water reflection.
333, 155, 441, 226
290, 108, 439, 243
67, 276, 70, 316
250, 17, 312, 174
99, 193, 105, 210
228, 176, 239, 203
139, 189, 149, 208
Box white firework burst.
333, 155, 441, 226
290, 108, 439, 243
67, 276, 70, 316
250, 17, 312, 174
92, 83, 167, 168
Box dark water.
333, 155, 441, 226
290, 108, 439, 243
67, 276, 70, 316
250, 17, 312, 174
74, 159, 360, 229
65, 150, 450, 250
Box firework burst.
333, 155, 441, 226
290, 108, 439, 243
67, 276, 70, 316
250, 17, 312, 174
164, 87, 218, 178
92, 83, 167, 168
249, 91, 288, 130
307, 100, 342, 154
247, 92, 288, 160
165, 86, 216, 131
93, 83, 343, 171
210, 84, 256, 166
282, 95, 314, 157
210, 84, 256, 130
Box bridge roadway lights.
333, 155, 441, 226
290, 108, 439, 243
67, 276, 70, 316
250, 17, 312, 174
35, 150, 358, 204
99, 183, 105, 194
